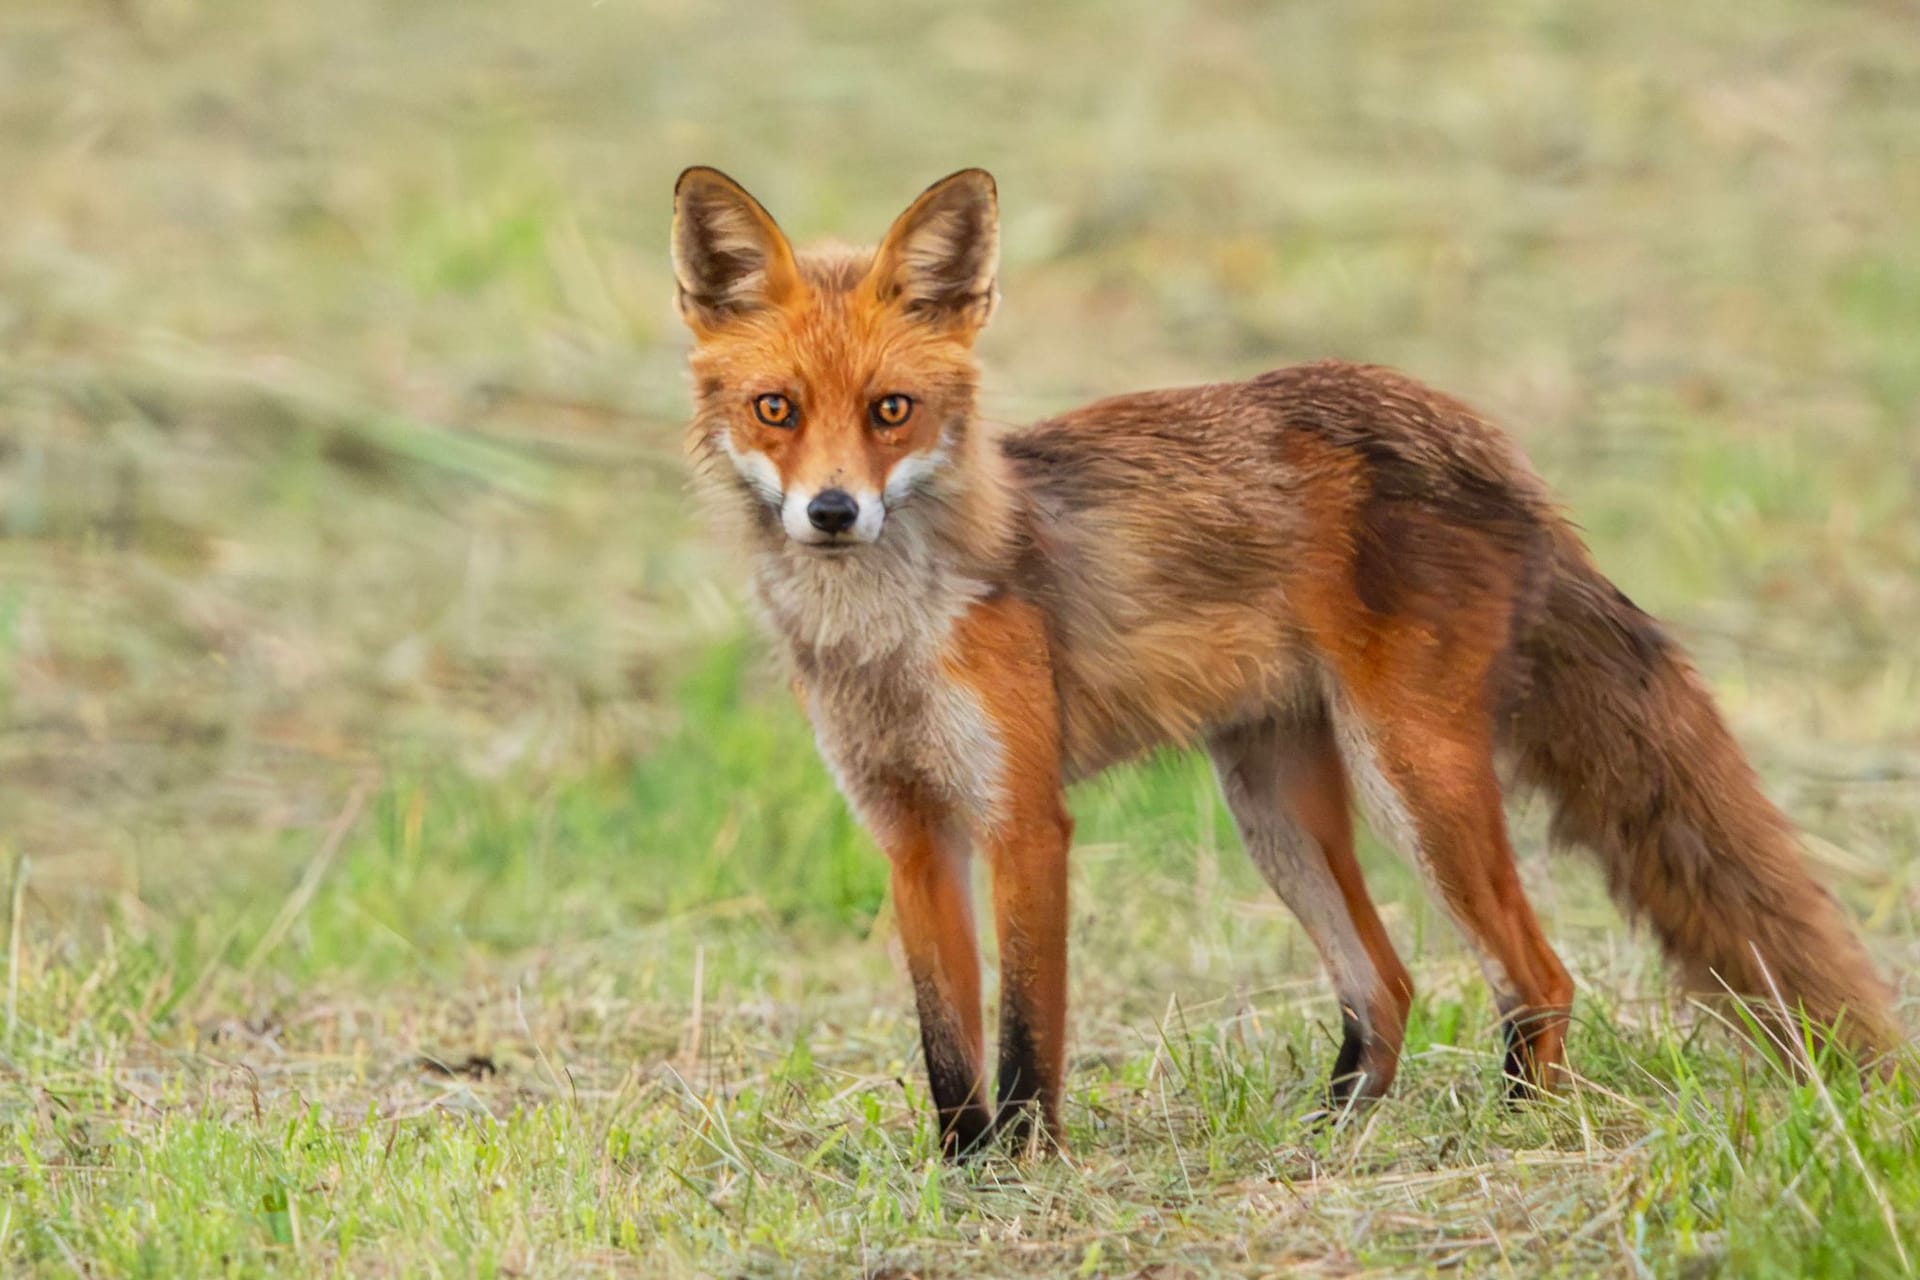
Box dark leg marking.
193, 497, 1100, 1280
993, 1001, 1047, 1151
914, 979, 993, 1159
1501, 1007, 1559, 1104
1326, 1005, 1369, 1112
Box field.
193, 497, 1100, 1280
3, 0, 1919, 1274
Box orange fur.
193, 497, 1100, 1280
675, 169, 1904, 1156
945, 594, 1074, 1148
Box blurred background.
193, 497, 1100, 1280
6, 0, 1915, 912
2, 0, 1918, 1271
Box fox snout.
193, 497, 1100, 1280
716, 418, 933, 549
786, 482, 884, 547
803, 489, 861, 536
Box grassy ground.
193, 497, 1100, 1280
4, 0, 1919, 1274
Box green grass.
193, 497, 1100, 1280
3, 0, 1918, 1274
5, 676, 1918, 1277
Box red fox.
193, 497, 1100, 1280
671, 166, 1901, 1157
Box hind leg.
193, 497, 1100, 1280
1209, 713, 1414, 1109
1333, 703, 1574, 1098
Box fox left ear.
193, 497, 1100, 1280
868, 169, 999, 335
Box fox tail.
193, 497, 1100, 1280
1502, 529, 1901, 1063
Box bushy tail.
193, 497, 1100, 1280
1503, 530, 1901, 1064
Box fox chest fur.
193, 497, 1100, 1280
754, 543, 1010, 835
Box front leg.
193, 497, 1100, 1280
985, 788, 1072, 1151
946, 595, 1073, 1152
882, 813, 993, 1158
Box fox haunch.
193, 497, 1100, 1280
672, 166, 1901, 1156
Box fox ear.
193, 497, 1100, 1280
671, 167, 801, 331
868, 169, 999, 334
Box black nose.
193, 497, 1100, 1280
806, 489, 859, 534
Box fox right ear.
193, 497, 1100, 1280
671, 167, 801, 332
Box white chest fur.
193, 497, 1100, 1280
753, 534, 1007, 837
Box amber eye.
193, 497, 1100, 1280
871, 394, 913, 428
753, 393, 795, 427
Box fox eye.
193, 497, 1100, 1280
753, 393, 796, 427
871, 394, 914, 428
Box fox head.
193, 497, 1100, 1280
673, 167, 998, 552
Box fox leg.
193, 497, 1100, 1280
947, 595, 1073, 1152
1209, 713, 1414, 1109
1333, 705, 1574, 1097
981, 786, 1073, 1150
882, 811, 993, 1157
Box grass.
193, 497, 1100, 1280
3, 0, 1919, 1274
